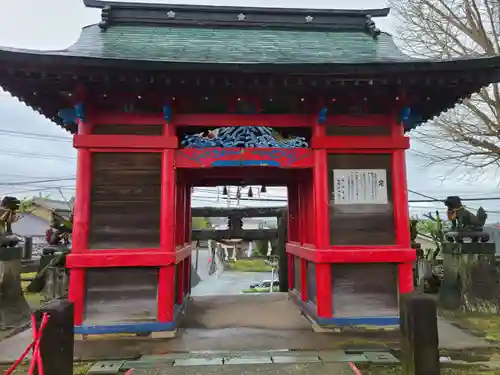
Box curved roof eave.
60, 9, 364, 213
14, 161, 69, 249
1, 45, 500, 75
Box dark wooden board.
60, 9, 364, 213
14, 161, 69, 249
89, 152, 161, 249
332, 263, 398, 318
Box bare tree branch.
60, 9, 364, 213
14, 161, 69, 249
390, 0, 500, 177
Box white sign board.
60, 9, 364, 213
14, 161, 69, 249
333, 169, 388, 205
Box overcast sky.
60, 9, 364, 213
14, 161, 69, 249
0, 0, 499, 221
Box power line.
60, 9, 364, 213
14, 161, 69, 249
408, 189, 500, 203
0, 177, 76, 186
0, 150, 76, 160
0, 186, 76, 196
193, 187, 500, 206
0, 172, 75, 179
0, 129, 71, 142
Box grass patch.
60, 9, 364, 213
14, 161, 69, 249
20, 272, 45, 310
440, 310, 500, 342
225, 259, 272, 272
241, 286, 280, 293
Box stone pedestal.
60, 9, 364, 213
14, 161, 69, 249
439, 242, 498, 312
0, 247, 31, 328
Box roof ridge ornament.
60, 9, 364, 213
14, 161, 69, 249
85, 2, 390, 32
365, 15, 381, 39
99, 6, 111, 31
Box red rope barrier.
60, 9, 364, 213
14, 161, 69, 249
348, 362, 362, 375
4, 312, 50, 375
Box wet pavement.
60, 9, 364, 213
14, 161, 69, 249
191, 249, 272, 296
89, 351, 368, 375
0, 250, 494, 365
97, 362, 359, 375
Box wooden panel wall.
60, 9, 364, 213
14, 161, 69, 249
89, 152, 162, 249
306, 262, 317, 305
331, 263, 398, 317
327, 154, 395, 246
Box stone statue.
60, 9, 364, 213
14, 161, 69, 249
46, 211, 72, 248
27, 210, 72, 296
444, 196, 489, 243
0, 196, 31, 328
439, 196, 497, 312
410, 219, 421, 252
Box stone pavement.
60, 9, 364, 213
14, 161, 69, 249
0, 320, 492, 365
0, 293, 492, 365
116, 363, 359, 375
87, 350, 376, 375
437, 317, 491, 349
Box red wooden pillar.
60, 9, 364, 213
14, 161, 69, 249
184, 255, 191, 295
185, 185, 191, 244
288, 254, 294, 291
392, 121, 413, 294
69, 114, 92, 326
158, 120, 176, 322
287, 182, 298, 290
312, 122, 333, 318
313, 148, 333, 317
177, 260, 185, 304
300, 258, 307, 302
175, 180, 185, 246
297, 179, 308, 301
297, 182, 306, 244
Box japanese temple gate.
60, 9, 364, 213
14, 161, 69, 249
1, 1, 500, 335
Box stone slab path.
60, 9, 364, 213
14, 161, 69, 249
0, 320, 492, 365
124, 363, 359, 375
0, 294, 492, 364
437, 318, 491, 349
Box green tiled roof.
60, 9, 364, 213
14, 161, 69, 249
62, 25, 413, 64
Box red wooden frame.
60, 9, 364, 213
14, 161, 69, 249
67, 110, 414, 330
74, 135, 178, 149
176, 148, 313, 168
90, 113, 392, 128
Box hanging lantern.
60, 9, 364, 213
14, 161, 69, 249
261, 185, 267, 193
222, 186, 228, 196
248, 187, 253, 198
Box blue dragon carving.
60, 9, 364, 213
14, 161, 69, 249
181, 126, 308, 148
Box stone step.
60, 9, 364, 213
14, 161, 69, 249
109, 363, 360, 375
88, 350, 397, 374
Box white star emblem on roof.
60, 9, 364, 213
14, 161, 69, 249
166, 11, 176, 18
305, 15, 314, 23
237, 13, 246, 21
